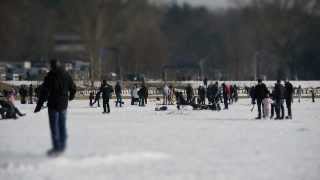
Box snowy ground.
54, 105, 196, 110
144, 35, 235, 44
0, 99, 320, 180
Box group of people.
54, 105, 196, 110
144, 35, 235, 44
162, 84, 176, 105
2, 60, 317, 158
89, 81, 149, 112
251, 79, 294, 120
0, 82, 43, 120
18, 84, 37, 104
161, 81, 239, 111
89, 80, 114, 113
130, 83, 148, 106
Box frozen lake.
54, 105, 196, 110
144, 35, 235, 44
1, 99, 320, 180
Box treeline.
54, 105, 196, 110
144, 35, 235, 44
0, 0, 319, 80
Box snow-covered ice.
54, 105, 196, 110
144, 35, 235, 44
0, 99, 320, 180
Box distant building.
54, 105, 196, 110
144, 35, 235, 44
5, 63, 24, 80
52, 32, 88, 61
0, 33, 91, 81
50, 32, 90, 80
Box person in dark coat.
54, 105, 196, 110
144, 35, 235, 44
19, 85, 28, 104
311, 89, 315, 102
89, 91, 95, 107
222, 83, 229, 110
144, 84, 149, 105
28, 84, 34, 104
186, 84, 194, 104
34, 59, 76, 157
297, 85, 302, 103
249, 86, 256, 105
34, 85, 41, 102
273, 80, 285, 120
233, 84, 238, 103
114, 81, 123, 107
198, 85, 206, 105
92, 89, 101, 107
253, 79, 269, 119
284, 80, 293, 119
138, 83, 147, 106
270, 87, 276, 119
229, 85, 234, 104
99, 80, 113, 113
209, 81, 220, 104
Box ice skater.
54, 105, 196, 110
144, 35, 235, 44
297, 85, 302, 103
197, 85, 206, 105
284, 80, 293, 119
115, 81, 123, 107
89, 91, 95, 106
99, 80, 113, 113
222, 83, 229, 110
28, 84, 34, 104
311, 89, 316, 102
162, 83, 169, 105
274, 80, 285, 120
138, 83, 147, 106
34, 59, 76, 157
253, 79, 269, 119
19, 85, 28, 104
186, 84, 194, 104
92, 89, 101, 107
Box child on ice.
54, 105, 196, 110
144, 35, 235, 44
262, 93, 273, 119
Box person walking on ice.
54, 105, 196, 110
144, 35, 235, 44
34, 59, 76, 157
297, 85, 302, 103
99, 80, 113, 113
253, 79, 269, 119
274, 80, 285, 120
284, 80, 293, 119
114, 81, 123, 107
311, 88, 316, 102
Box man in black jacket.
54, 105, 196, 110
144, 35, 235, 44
28, 84, 34, 104
253, 79, 269, 119
100, 80, 113, 113
197, 85, 206, 105
114, 81, 122, 107
186, 84, 194, 104
273, 80, 285, 120
19, 85, 28, 104
222, 83, 229, 110
34, 59, 76, 156
284, 80, 293, 119
138, 83, 147, 106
